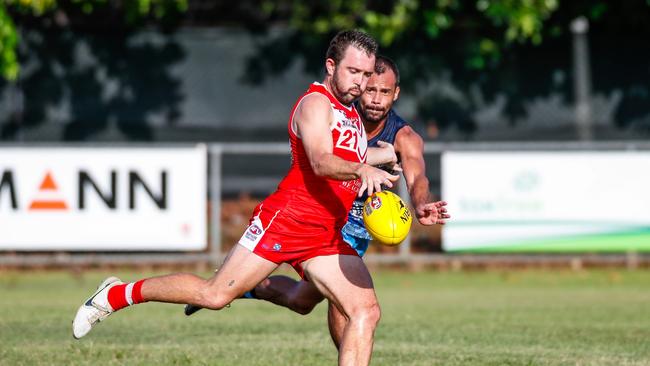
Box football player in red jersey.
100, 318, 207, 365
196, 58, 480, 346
186, 56, 450, 350
73, 30, 399, 366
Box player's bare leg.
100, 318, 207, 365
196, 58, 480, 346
327, 300, 348, 349
253, 276, 324, 315
302, 254, 380, 366
185, 274, 325, 316
142, 245, 278, 308
72, 244, 278, 338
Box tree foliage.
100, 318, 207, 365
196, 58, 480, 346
242, 1, 650, 135
3, 1, 650, 82
3, 1, 650, 139
259, 0, 561, 67
0, 0, 577, 82
0, 0, 187, 80
5, 1, 647, 81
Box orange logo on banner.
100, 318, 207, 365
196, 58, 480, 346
39, 173, 58, 191
29, 172, 69, 210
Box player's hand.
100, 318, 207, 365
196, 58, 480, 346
375, 141, 399, 169
357, 164, 399, 197
415, 200, 450, 226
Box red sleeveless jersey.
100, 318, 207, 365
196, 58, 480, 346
262, 82, 368, 230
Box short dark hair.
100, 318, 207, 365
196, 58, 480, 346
326, 30, 378, 64
375, 55, 400, 86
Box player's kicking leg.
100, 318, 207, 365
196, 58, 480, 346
185, 233, 368, 320
301, 254, 381, 366
72, 244, 278, 339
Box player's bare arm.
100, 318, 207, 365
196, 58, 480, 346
366, 141, 400, 171
295, 93, 398, 196
395, 126, 450, 225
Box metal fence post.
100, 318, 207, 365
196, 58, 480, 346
209, 145, 223, 267
571, 16, 593, 141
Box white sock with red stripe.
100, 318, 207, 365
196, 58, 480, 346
107, 279, 147, 311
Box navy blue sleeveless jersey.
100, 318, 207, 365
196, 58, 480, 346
342, 108, 409, 240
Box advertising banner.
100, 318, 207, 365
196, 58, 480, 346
0, 146, 207, 250
442, 152, 650, 252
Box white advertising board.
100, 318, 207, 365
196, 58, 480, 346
442, 151, 650, 252
0, 146, 207, 250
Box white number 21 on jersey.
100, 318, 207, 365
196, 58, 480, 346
336, 129, 359, 151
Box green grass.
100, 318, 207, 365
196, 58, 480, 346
1, 269, 650, 365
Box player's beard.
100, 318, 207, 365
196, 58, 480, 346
331, 67, 361, 105
361, 105, 389, 123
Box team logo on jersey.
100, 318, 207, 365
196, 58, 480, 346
338, 117, 360, 129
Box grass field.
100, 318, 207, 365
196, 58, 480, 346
1, 269, 650, 366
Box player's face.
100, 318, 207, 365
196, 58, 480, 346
328, 46, 375, 105
359, 70, 400, 124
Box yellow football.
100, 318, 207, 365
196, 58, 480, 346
362, 191, 412, 246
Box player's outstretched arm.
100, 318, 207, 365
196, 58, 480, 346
295, 94, 398, 196
395, 126, 450, 225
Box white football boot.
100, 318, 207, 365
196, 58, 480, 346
72, 276, 123, 339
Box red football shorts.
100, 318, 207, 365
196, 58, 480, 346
237, 203, 358, 278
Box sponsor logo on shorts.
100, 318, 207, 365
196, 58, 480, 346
249, 225, 262, 235
244, 224, 262, 241
272, 243, 282, 251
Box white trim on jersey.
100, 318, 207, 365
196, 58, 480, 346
290, 92, 339, 137
313, 82, 354, 112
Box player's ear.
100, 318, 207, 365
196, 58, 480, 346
393, 85, 401, 102
325, 58, 336, 77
